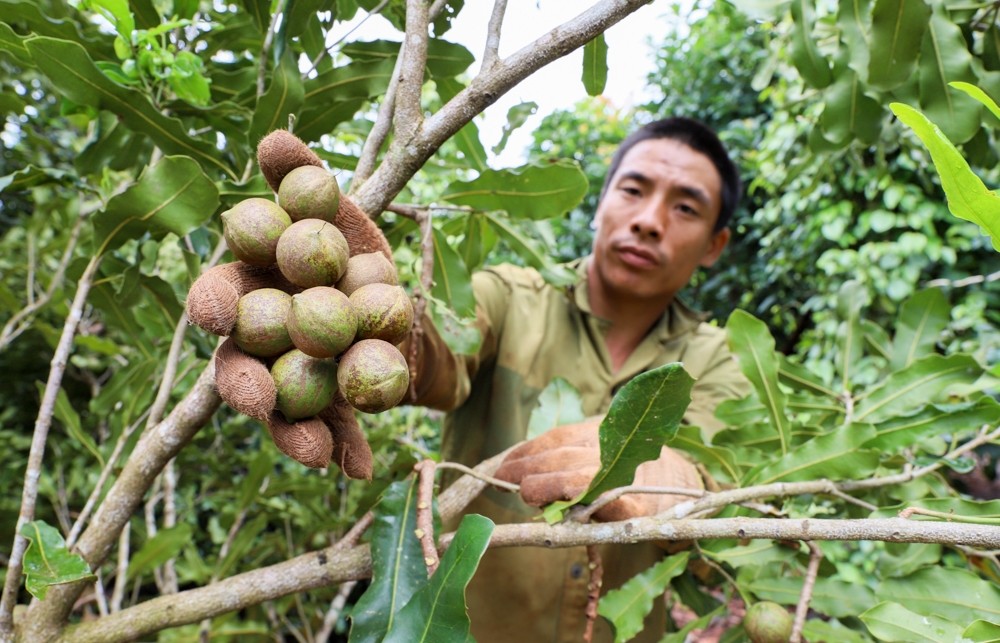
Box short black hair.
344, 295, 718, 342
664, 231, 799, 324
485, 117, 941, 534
599, 117, 741, 232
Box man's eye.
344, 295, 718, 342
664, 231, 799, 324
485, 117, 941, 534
620, 186, 641, 196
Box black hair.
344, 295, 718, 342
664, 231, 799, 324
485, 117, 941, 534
598, 117, 741, 232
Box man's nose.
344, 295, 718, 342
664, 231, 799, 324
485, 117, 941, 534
629, 201, 666, 240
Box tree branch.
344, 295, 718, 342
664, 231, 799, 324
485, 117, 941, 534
391, 0, 430, 146
351, 0, 651, 216
481, 0, 507, 71
0, 254, 103, 640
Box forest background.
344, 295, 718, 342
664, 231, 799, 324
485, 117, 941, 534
2, 0, 1000, 641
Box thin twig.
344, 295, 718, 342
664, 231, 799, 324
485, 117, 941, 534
315, 580, 357, 643
435, 461, 520, 492
415, 460, 440, 575
573, 485, 707, 523
924, 269, 1000, 289
481, 0, 508, 71
257, 1, 285, 96
583, 544, 603, 643
304, 0, 391, 77
0, 254, 103, 637
109, 527, 130, 613
790, 542, 822, 643
335, 512, 375, 550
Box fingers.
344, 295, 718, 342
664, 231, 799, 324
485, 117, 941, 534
214, 337, 276, 422
318, 391, 374, 481
266, 413, 333, 469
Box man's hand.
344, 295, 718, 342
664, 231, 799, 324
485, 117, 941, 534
185, 130, 398, 479
494, 418, 704, 522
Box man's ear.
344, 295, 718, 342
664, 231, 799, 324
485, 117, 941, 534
699, 227, 731, 268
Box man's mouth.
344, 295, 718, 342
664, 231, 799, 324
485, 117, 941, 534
615, 243, 660, 268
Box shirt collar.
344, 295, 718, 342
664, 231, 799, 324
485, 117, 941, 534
566, 255, 707, 341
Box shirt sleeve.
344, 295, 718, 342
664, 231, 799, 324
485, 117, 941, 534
404, 270, 511, 411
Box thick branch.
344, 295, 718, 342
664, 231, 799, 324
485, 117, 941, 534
390, 0, 430, 146
351, 0, 650, 216
20, 364, 221, 641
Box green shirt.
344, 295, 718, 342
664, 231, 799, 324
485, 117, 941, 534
411, 258, 749, 643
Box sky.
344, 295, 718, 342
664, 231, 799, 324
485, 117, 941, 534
342, 1, 672, 165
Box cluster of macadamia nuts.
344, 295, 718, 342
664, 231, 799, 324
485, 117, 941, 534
220, 167, 413, 419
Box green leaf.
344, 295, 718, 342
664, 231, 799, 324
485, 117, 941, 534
853, 353, 982, 424
789, 0, 832, 88
951, 81, 1000, 121
877, 566, 1000, 623
917, 10, 981, 144
480, 211, 575, 287
836, 280, 866, 390
350, 479, 427, 642
342, 38, 473, 78
36, 383, 104, 467
836, 0, 872, 80
441, 161, 588, 220
431, 227, 475, 319
670, 425, 741, 484
743, 423, 879, 485
20, 520, 95, 600
778, 354, 838, 399
24, 37, 234, 179
890, 288, 949, 370
861, 601, 966, 642
964, 620, 1000, 642
130, 0, 160, 28
867, 0, 930, 90
598, 552, 690, 643
582, 33, 608, 96
91, 155, 219, 254
296, 59, 394, 141
248, 51, 304, 148
492, 101, 538, 156
819, 67, 882, 144
0, 20, 33, 64
864, 397, 1000, 451
582, 363, 694, 504
890, 101, 1000, 250
382, 514, 494, 643
744, 575, 876, 619
527, 377, 587, 440
437, 78, 487, 172
216, 513, 269, 578
127, 523, 193, 582
700, 539, 797, 568
239, 0, 269, 32
726, 310, 791, 454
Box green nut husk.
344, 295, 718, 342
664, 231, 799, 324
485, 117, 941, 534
349, 283, 413, 345
743, 601, 793, 643
335, 252, 398, 296
221, 198, 292, 267
231, 288, 293, 357
271, 349, 338, 420
276, 218, 349, 288
278, 165, 341, 222
287, 286, 357, 358
337, 339, 409, 413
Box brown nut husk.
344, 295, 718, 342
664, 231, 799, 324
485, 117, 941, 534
337, 339, 409, 413
257, 130, 323, 193
266, 413, 333, 469
349, 283, 413, 345
221, 198, 292, 266
278, 165, 341, 222
743, 601, 793, 643
335, 251, 398, 296
231, 288, 294, 357
318, 391, 374, 480
287, 286, 357, 358
214, 337, 277, 422
276, 219, 349, 288
271, 349, 338, 420
187, 263, 288, 336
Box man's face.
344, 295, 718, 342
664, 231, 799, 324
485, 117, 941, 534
591, 138, 730, 303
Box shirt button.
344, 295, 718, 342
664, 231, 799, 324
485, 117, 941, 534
570, 563, 584, 579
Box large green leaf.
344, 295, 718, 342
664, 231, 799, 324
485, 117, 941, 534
492, 101, 538, 156
20, 520, 96, 600
726, 310, 791, 454
527, 377, 586, 440
431, 227, 475, 319
598, 552, 690, 643
700, 539, 798, 568
890, 287, 949, 370
129, 0, 160, 29
743, 575, 876, 618
342, 38, 474, 79
743, 423, 879, 485
36, 383, 103, 467
670, 425, 741, 484
864, 397, 1000, 451
441, 161, 588, 221
382, 514, 494, 643
582, 33, 608, 96
0, 1, 110, 54
917, 11, 981, 144
852, 353, 982, 424
24, 37, 234, 179
127, 523, 193, 582
877, 566, 1000, 623
436, 77, 488, 172
239, 0, 269, 32
951, 81, 1000, 120
890, 101, 1000, 250
819, 66, 881, 144
835, 280, 866, 391
789, 0, 832, 88
350, 479, 426, 643
91, 155, 219, 254
861, 601, 966, 642
480, 210, 575, 287
0, 20, 32, 64
248, 51, 304, 147
582, 363, 694, 505
867, 0, 930, 90
836, 0, 872, 81
296, 58, 394, 141
965, 620, 1000, 642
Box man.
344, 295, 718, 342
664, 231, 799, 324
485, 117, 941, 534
406, 117, 750, 642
